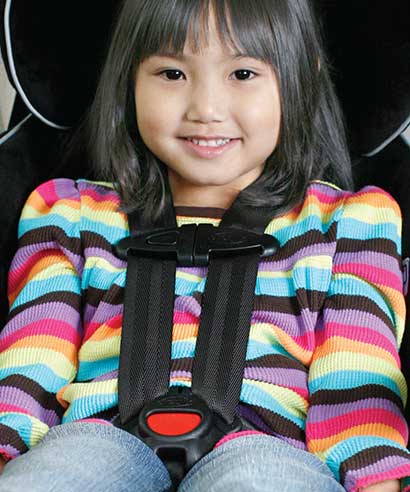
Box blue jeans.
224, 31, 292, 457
0, 422, 345, 492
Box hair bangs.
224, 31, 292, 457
133, 0, 277, 67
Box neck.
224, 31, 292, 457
167, 171, 240, 209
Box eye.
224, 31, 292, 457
159, 69, 185, 81
232, 69, 257, 81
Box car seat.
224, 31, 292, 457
0, 0, 118, 323
0, 0, 410, 417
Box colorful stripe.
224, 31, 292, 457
0, 178, 409, 491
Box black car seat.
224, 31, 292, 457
0, 0, 118, 323
0, 0, 410, 420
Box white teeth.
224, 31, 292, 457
188, 138, 231, 147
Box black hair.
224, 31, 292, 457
66, 0, 353, 221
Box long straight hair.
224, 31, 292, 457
65, 0, 353, 222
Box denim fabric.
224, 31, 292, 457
179, 434, 345, 492
0, 423, 171, 492
0, 423, 344, 492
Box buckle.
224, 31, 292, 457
114, 224, 278, 266
112, 387, 251, 489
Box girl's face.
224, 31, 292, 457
134, 11, 281, 208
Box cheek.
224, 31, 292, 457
135, 99, 163, 139
258, 88, 282, 146
137, 107, 162, 136
260, 86, 281, 125
135, 89, 180, 137
244, 102, 281, 152
239, 87, 281, 130
134, 74, 180, 147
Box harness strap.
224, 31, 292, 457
118, 255, 176, 423
191, 252, 261, 423
117, 238, 266, 425
118, 173, 178, 423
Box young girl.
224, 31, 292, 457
0, 1, 409, 491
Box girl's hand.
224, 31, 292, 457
361, 479, 400, 492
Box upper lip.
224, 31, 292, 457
182, 135, 237, 140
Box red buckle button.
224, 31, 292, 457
147, 412, 202, 436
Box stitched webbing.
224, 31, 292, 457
191, 252, 261, 423
118, 254, 176, 424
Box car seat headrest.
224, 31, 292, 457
0, 0, 119, 128
316, 0, 410, 157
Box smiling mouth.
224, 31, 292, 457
181, 137, 239, 148
179, 136, 240, 160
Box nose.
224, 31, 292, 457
185, 79, 227, 123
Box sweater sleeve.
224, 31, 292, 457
306, 186, 410, 492
0, 178, 83, 462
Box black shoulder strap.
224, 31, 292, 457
190, 197, 275, 423
190, 251, 261, 423
116, 172, 278, 426
117, 171, 178, 423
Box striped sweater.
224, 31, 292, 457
0, 177, 410, 491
